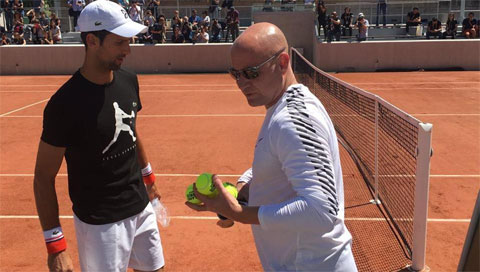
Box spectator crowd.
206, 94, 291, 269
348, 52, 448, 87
0, 0, 242, 45
0, 0, 63, 45
315, 0, 479, 42
1, 0, 479, 46
128, 3, 240, 45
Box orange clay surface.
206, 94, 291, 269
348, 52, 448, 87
0, 71, 479, 271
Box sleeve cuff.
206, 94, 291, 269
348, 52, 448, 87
258, 205, 274, 231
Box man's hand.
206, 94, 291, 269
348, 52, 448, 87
146, 183, 161, 201
236, 182, 249, 203
185, 175, 242, 220
48, 251, 73, 272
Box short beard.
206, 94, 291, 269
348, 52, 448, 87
108, 62, 122, 71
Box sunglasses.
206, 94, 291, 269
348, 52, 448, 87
228, 48, 286, 81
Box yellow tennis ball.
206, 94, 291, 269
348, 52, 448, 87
195, 173, 216, 197
223, 182, 238, 199
185, 184, 202, 205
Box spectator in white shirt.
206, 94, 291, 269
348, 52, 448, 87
202, 10, 211, 27
194, 24, 209, 43
47, 18, 62, 44
128, 1, 142, 23
144, 10, 155, 27
355, 13, 369, 41
67, 0, 85, 30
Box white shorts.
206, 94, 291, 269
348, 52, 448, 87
74, 202, 165, 272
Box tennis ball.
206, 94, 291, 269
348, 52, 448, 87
217, 183, 239, 222
185, 184, 202, 205
223, 182, 238, 199
195, 173, 216, 197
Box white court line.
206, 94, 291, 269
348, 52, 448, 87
414, 113, 480, 116
350, 81, 480, 85
0, 173, 243, 177
140, 84, 236, 87
430, 175, 480, 178
0, 84, 236, 88
363, 88, 480, 91
0, 99, 49, 117
0, 89, 240, 93
1, 174, 478, 178
2, 115, 44, 118
3, 82, 479, 87
0, 91, 55, 93
0, 215, 470, 222
0, 114, 266, 118
139, 114, 265, 117
3, 113, 479, 118
329, 113, 480, 117
378, 174, 480, 178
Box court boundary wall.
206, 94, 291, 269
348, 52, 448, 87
0, 44, 233, 75
0, 40, 479, 75
314, 39, 480, 72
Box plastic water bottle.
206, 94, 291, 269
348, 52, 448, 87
151, 198, 170, 228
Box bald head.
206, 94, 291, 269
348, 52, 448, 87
229, 23, 297, 109
232, 23, 288, 61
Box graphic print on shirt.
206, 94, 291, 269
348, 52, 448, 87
102, 102, 136, 154
286, 87, 339, 216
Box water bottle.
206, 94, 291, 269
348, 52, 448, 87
151, 198, 170, 228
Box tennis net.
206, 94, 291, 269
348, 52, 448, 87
291, 48, 433, 271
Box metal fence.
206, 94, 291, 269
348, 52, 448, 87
0, 4, 257, 33
1, 1, 479, 33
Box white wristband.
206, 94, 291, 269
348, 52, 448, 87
43, 227, 64, 243
141, 162, 153, 176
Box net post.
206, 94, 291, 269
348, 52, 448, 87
370, 99, 381, 205
411, 122, 433, 271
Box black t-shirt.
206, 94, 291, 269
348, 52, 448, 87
341, 12, 353, 26
428, 21, 441, 31
151, 23, 163, 41
41, 69, 149, 225
173, 33, 185, 43
1, 37, 11, 45
12, 37, 24, 44
317, 4, 327, 21
463, 18, 477, 30
329, 17, 341, 32
408, 12, 420, 21
446, 19, 458, 31
182, 23, 192, 40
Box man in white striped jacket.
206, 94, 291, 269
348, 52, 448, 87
186, 22, 357, 272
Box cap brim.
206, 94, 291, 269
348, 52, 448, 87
109, 20, 147, 38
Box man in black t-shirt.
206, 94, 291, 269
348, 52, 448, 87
406, 7, 421, 34
341, 7, 353, 36
376, 0, 387, 27
222, 0, 233, 9
33, 1, 165, 272
225, 6, 240, 42
172, 26, 185, 43
426, 17, 442, 39
443, 13, 458, 39
327, 11, 341, 42
462, 12, 478, 39
211, 18, 222, 42
316, 0, 327, 41
1, 32, 11, 45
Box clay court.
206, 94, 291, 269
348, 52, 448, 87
0, 70, 479, 271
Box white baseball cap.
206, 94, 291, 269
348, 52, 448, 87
77, 0, 146, 37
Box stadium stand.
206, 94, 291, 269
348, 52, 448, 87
0, 0, 478, 45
